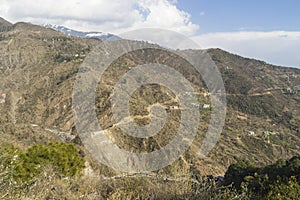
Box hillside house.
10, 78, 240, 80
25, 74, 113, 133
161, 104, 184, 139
203, 104, 211, 109
237, 115, 248, 121
263, 131, 270, 138
282, 87, 296, 95
170, 105, 180, 110
203, 92, 210, 97
246, 131, 255, 136
191, 103, 201, 108
294, 85, 300, 93
289, 73, 298, 79
0, 93, 6, 104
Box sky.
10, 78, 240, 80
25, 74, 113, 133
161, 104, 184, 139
176, 0, 300, 34
0, 0, 299, 68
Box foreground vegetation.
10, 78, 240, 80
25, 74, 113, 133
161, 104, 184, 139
0, 142, 85, 198
0, 141, 299, 199
224, 156, 300, 199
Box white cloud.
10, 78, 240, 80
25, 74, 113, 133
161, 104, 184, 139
0, 0, 198, 35
192, 31, 300, 68
133, 0, 199, 35
1, 0, 299, 67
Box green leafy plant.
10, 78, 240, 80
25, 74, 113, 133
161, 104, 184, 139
0, 142, 85, 184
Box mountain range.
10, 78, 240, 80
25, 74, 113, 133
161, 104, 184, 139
0, 18, 299, 199
44, 23, 121, 41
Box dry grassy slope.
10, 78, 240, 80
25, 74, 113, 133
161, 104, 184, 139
208, 48, 300, 132
0, 22, 100, 149
0, 21, 299, 176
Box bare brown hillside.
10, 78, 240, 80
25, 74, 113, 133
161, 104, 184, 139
0, 19, 300, 198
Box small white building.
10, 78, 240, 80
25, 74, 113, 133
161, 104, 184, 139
203, 104, 211, 109
246, 131, 255, 136
0, 93, 6, 104
191, 103, 201, 108
203, 92, 210, 97
170, 105, 180, 110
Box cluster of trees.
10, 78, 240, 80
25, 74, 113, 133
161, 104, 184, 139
223, 157, 300, 199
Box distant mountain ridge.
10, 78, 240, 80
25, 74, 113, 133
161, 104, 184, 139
0, 17, 13, 32
43, 24, 121, 41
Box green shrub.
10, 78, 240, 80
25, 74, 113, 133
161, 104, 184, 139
0, 143, 21, 167
267, 177, 300, 200
224, 160, 258, 188
224, 157, 300, 199
0, 142, 85, 184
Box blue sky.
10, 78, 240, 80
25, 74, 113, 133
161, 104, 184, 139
177, 0, 300, 33
176, 0, 300, 67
